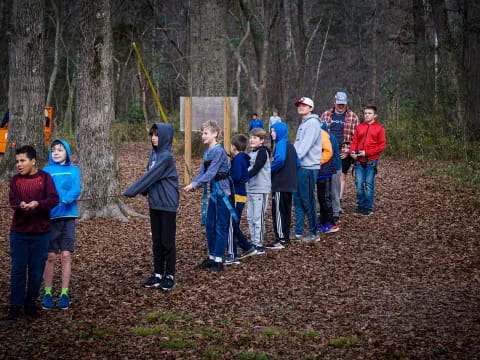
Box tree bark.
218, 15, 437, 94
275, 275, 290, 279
46, 0, 60, 107
75, 0, 129, 220
0, 0, 46, 179
464, 0, 480, 140
189, 0, 227, 96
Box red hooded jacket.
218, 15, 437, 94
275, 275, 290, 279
350, 121, 386, 161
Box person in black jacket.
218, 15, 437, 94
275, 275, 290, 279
124, 123, 179, 291
266, 122, 300, 249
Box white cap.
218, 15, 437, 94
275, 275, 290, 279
294, 97, 314, 109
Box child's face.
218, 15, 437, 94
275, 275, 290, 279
249, 135, 264, 149
297, 104, 312, 117
16, 153, 36, 176
271, 128, 277, 140
151, 133, 159, 147
51, 143, 67, 165
364, 109, 377, 122
202, 128, 218, 147
230, 144, 238, 154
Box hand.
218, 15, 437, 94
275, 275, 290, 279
183, 184, 195, 192
24, 201, 39, 210
340, 151, 349, 159
350, 152, 357, 160
356, 150, 366, 157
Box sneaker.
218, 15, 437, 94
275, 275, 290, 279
323, 224, 340, 233
194, 258, 215, 270
142, 274, 162, 288
302, 234, 320, 242
24, 306, 39, 320
42, 294, 54, 309
239, 247, 257, 259
223, 256, 240, 265
291, 232, 303, 241
362, 210, 373, 216
266, 241, 285, 250
6, 306, 21, 321
208, 261, 224, 272
57, 294, 70, 310
159, 275, 175, 291
333, 215, 340, 224
354, 208, 365, 216
254, 246, 265, 255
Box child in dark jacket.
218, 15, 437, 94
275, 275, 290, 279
226, 134, 256, 263
7, 145, 59, 321
317, 122, 340, 233
124, 123, 179, 291
266, 122, 299, 249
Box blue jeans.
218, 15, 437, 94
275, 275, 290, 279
293, 168, 318, 236
206, 194, 232, 260
354, 160, 378, 211
231, 202, 252, 257
9, 232, 50, 307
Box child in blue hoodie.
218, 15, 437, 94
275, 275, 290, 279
317, 122, 341, 233
124, 123, 179, 291
42, 139, 81, 310
225, 134, 256, 263
266, 122, 300, 249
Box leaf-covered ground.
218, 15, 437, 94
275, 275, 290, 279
0, 142, 479, 359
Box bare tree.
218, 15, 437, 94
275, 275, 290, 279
0, 0, 46, 178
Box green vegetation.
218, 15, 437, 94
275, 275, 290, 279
260, 328, 285, 336
158, 340, 195, 349
296, 330, 320, 338
327, 336, 360, 348
236, 353, 271, 360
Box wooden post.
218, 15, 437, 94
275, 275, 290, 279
223, 97, 231, 155
184, 97, 192, 185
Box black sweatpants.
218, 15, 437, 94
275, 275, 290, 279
316, 177, 335, 225
272, 192, 293, 241
149, 209, 176, 276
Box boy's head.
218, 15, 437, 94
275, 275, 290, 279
248, 128, 267, 149
149, 125, 159, 148
231, 134, 248, 154
364, 105, 377, 123
50, 140, 68, 165
200, 120, 222, 146
15, 145, 37, 176
294, 97, 314, 117
252, 113, 258, 119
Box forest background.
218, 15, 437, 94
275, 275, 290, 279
0, 0, 478, 214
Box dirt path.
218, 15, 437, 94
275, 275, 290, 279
0, 142, 478, 359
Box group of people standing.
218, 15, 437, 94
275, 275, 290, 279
5, 91, 385, 321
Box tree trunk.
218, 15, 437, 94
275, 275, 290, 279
0, 0, 46, 179
189, 0, 227, 96
464, 0, 480, 140
413, 0, 432, 110
371, 0, 378, 104
75, 0, 129, 220
281, 0, 295, 117
45, 0, 60, 107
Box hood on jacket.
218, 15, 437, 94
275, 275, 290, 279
235, 151, 251, 161
272, 122, 288, 142
152, 123, 174, 152
320, 121, 329, 132
48, 139, 72, 165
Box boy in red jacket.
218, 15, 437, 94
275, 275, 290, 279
350, 105, 386, 216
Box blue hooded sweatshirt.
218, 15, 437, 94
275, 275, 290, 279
43, 139, 82, 219
271, 122, 300, 193
124, 123, 179, 212
230, 151, 250, 197
317, 122, 341, 178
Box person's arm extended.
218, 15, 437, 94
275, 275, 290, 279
248, 147, 268, 178
124, 156, 173, 196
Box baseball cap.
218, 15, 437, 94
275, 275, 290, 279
334, 92, 348, 104
294, 97, 314, 109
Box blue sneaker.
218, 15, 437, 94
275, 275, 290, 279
42, 294, 54, 309
57, 294, 70, 310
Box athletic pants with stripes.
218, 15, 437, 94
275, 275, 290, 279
247, 193, 269, 248
272, 191, 293, 241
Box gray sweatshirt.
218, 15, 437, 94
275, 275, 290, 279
247, 146, 271, 193
294, 114, 322, 170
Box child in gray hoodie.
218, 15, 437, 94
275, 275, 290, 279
247, 128, 271, 254
124, 123, 179, 291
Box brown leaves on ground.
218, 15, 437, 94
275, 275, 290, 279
0, 142, 479, 359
